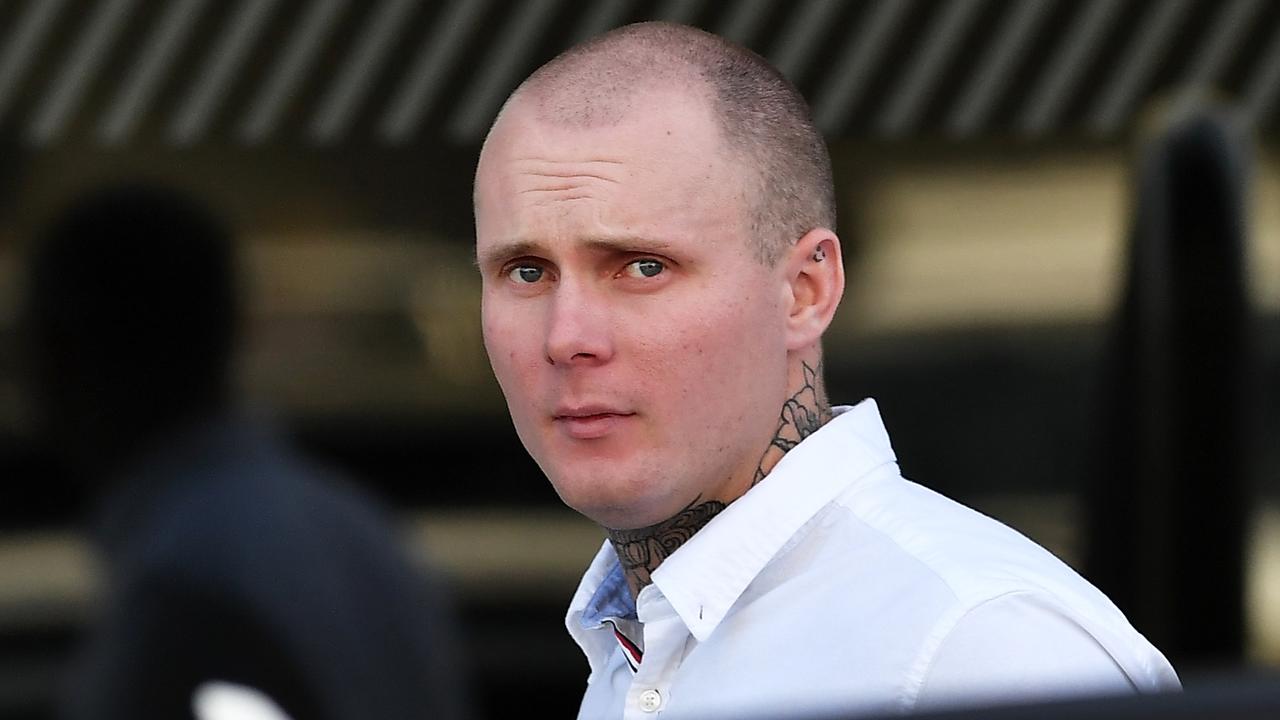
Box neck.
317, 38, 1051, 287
606, 357, 833, 600
751, 359, 833, 485
607, 496, 727, 599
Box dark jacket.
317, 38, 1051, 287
62, 418, 465, 720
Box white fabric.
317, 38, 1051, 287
192, 682, 293, 720
566, 399, 1180, 719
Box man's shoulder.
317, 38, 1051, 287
754, 466, 1136, 640
117, 436, 410, 595
762, 406, 1130, 630
824, 470, 1092, 603
742, 470, 1178, 699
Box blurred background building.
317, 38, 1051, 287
0, 0, 1278, 717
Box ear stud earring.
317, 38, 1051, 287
812, 248, 826, 262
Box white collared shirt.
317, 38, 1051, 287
566, 400, 1180, 719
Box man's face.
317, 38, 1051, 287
475, 88, 792, 530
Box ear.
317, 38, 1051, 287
781, 228, 844, 352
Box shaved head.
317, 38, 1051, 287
487, 21, 835, 264
475, 20, 847, 535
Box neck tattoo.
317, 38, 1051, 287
605, 361, 833, 599
608, 496, 727, 600
752, 361, 833, 485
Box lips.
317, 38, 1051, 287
553, 405, 635, 440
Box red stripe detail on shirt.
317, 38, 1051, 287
604, 620, 643, 671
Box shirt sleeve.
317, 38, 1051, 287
913, 592, 1138, 712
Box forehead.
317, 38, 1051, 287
475, 87, 746, 251
481, 85, 737, 192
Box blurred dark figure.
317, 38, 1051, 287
1087, 109, 1255, 670
20, 183, 465, 720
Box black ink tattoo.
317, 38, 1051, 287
602, 363, 828, 596
608, 496, 727, 598
752, 361, 833, 486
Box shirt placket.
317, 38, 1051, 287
624, 594, 688, 718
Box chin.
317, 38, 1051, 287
548, 463, 677, 530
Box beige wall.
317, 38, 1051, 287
829, 143, 1280, 347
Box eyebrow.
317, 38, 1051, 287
475, 236, 677, 268
475, 240, 541, 269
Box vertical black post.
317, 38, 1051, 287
1087, 109, 1254, 670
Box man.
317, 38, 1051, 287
474, 22, 1178, 720
22, 183, 465, 720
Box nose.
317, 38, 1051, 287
545, 281, 613, 366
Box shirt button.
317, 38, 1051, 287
638, 688, 662, 712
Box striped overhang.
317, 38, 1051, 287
0, 0, 1277, 148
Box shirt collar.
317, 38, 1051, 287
566, 539, 627, 676
582, 562, 638, 624
565, 399, 899, 661
650, 398, 898, 642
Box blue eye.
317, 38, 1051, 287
624, 259, 665, 279
508, 265, 544, 284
